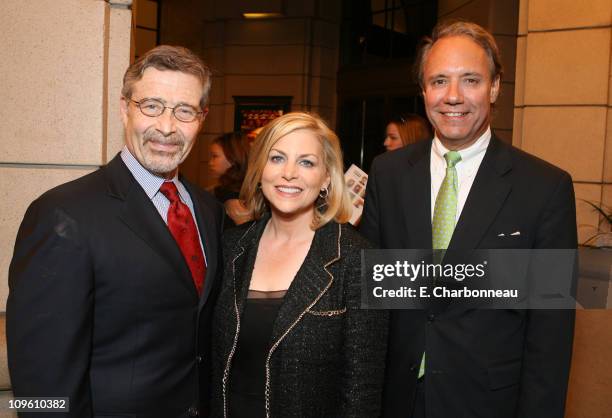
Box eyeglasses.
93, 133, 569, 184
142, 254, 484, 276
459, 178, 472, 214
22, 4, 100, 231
125, 97, 204, 123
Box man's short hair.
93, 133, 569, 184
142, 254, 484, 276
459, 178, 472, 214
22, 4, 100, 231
122, 45, 212, 109
415, 20, 503, 88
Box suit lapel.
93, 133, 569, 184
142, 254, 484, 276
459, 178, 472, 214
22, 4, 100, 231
449, 135, 513, 250
228, 216, 342, 345
401, 141, 433, 249
231, 218, 268, 321
270, 221, 341, 344
182, 179, 220, 308
105, 156, 198, 298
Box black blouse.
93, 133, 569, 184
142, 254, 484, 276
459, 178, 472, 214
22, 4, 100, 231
228, 290, 286, 418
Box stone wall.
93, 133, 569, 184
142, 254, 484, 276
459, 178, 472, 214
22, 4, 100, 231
514, 1, 612, 416
0, 0, 132, 309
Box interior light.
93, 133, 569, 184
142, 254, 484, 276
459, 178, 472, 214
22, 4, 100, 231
243, 13, 283, 19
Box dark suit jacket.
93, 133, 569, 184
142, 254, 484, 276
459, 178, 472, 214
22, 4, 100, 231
360, 135, 577, 418
211, 215, 388, 417
7, 155, 224, 418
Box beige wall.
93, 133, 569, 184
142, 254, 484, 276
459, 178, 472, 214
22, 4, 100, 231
438, 0, 520, 144
0, 0, 133, 309
160, 0, 342, 188
514, 0, 612, 245
514, 1, 612, 416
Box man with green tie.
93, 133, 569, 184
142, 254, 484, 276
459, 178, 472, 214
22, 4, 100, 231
361, 20, 576, 418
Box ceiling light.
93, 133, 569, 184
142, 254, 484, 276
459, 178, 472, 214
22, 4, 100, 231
243, 13, 283, 19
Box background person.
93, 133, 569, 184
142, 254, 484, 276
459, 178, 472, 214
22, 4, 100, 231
383, 113, 433, 152
211, 112, 388, 418
7, 45, 223, 418
209, 132, 251, 227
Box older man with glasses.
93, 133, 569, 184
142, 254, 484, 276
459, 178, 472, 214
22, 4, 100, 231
7, 45, 223, 418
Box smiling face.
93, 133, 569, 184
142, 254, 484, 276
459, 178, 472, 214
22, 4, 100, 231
383, 123, 403, 151
120, 68, 205, 178
260, 129, 330, 223
422, 35, 500, 150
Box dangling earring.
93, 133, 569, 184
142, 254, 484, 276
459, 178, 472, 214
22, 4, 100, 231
316, 186, 329, 212
319, 186, 329, 200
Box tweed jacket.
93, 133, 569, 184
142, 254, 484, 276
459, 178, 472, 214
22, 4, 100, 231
211, 214, 388, 417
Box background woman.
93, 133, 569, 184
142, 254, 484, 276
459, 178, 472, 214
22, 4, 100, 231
209, 132, 251, 227
211, 112, 388, 417
383, 113, 432, 151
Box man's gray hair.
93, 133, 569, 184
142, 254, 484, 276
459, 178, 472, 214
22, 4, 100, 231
122, 45, 212, 109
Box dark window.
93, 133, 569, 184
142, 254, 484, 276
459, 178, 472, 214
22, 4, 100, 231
340, 0, 437, 66
337, 0, 436, 171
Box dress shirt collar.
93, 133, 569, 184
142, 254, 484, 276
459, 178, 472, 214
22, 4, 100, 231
431, 127, 491, 172
120, 146, 187, 200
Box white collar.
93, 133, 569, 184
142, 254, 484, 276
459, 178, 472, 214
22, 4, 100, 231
431, 127, 491, 170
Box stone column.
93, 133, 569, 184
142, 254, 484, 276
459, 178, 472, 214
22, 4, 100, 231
514, 0, 611, 244
514, 1, 612, 416
0, 0, 132, 308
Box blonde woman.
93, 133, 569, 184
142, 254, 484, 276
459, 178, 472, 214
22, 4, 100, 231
211, 112, 388, 417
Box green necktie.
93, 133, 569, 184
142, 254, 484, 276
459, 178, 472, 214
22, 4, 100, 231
432, 151, 462, 249
419, 150, 462, 379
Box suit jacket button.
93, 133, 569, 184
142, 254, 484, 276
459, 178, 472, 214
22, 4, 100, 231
196, 355, 203, 363
187, 406, 199, 417
427, 314, 435, 322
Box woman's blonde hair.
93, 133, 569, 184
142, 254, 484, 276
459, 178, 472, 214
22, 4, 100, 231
240, 112, 352, 229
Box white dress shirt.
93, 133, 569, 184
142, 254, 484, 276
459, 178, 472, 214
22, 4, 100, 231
430, 128, 491, 223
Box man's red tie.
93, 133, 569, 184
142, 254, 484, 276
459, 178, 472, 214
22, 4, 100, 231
159, 181, 206, 296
